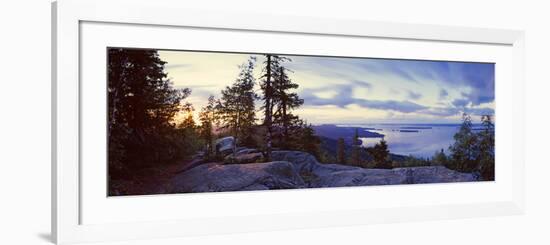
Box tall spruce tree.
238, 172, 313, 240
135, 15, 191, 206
350, 128, 361, 166
337, 138, 346, 164
107, 48, 190, 173
477, 115, 495, 180
260, 55, 289, 160
262, 55, 273, 160
108, 48, 189, 131
296, 122, 321, 159
449, 113, 478, 172
198, 96, 217, 159
432, 149, 448, 166
218, 57, 257, 150
367, 139, 391, 169
178, 110, 196, 130
272, 65, 304, 148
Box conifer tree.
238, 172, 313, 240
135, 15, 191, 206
432, 149, 448, 166
218, 57, 257, 150
262, 55, 273, 160
108, 48, 189, 132
260, 55, 289, 160
337, 138, 346, 164
272, 65, 304, 148
179, 111, 196, 130
198, 96, 217, 159
295, 122, 321, 159
350, 128, 361, 166
449, 113, 478, 172
477, 115, 495, 180
367, 139, 390, 168
107, 48, 191, 174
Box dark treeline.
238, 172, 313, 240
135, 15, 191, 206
439, 114, 495, 180
108, 49, 200, 185
331, 130, 393, 169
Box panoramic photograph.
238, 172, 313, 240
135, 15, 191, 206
107, 48, 495, 196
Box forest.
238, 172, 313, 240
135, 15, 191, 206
107, 48, 495, 196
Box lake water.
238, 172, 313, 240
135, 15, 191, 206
341, 124, 461, 158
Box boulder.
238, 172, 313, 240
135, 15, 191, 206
223, 147, 263, 164
214, 136, 235, 156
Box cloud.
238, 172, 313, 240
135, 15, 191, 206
422, 106, 494, 117
165, 64, 191, 69
357, 99, 427, 112
389, 88, 401, 95
439, 89, 449, 99
452, 98, 470, 108
288, 55, 495, 107
422, 107, 460, 117
370, 60, 494, 106
456, 63, 495, 105
301, 85, 427, 113
465, 107, 494, 116
350, 80, 372, 89
358, 59, 423, 83
175, 84, 218, 89
300, 81, 493, 119
407, 91, 422, 100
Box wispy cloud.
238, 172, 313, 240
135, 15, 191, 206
165, 64, 191, 69
422, 106, 494, 117
350, 80, 372, 89
407, 91, 422, 100
301, 85, 427, 113
452, 98, 470, 108
439, 89, 449, 100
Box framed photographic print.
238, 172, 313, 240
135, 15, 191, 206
107, 48, 494, 196
52, 0, 525, 244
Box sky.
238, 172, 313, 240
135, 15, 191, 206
159, 50, 495, 125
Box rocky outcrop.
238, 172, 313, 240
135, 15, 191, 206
171, 161, 305, 193
171, 150, 478, 193
271, 151, 477, 188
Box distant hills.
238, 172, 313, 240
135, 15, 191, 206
312, 124, 384, 143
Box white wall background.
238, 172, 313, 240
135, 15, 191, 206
0, 0, 548, 244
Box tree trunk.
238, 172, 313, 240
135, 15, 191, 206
264, 55, 273, 161
337, 138, 345, 164
234, 110, 239, 157
109, 89, 119, 138
108, 57, 124, 139
282, 97, 288, 145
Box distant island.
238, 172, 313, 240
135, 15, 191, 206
400, 126, 432, 130
398, 129, 419, 133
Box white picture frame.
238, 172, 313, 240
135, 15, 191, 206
52, 0, 525, 244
